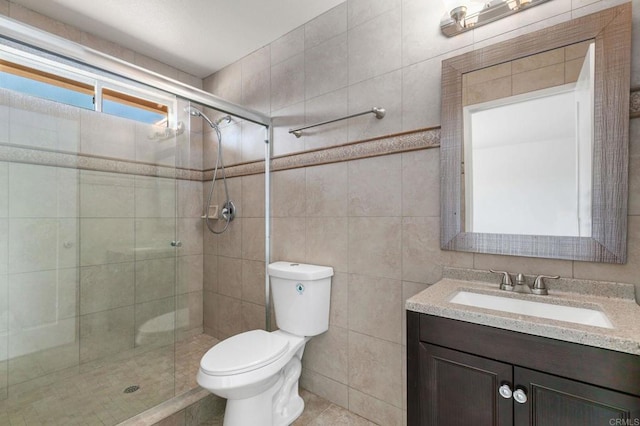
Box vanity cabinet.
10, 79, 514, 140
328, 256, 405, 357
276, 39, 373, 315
407, 312, 640, 426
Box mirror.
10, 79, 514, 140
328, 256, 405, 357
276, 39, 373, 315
463, 41, 594, 237
440, 4, 631, 263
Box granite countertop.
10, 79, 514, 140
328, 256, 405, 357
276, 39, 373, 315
406, 268, 640, 356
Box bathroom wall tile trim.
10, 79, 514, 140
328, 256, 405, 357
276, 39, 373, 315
4, 82, 638, 183
206, 84, 639, 179
204, 127, 440, 179
0, 144, 204, 181
0, 126, 438, 182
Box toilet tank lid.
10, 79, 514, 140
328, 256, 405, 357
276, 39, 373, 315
268, 262, 333, 280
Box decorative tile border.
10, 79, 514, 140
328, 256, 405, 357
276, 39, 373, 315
0, 127, 439, 182
2, 87, 637, 181
204, 127, 441, 180
211, 87, 640, 179
273, 127, 440, 171
0, 143, 204, 181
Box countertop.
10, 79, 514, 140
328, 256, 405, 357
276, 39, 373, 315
406, 269, 640, 356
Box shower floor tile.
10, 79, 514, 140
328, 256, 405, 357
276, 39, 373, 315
0, 333, 218, 426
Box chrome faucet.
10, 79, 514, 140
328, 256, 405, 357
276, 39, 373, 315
490, 270, 559, 295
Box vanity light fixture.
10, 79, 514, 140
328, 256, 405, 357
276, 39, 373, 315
441, 0, 550, 37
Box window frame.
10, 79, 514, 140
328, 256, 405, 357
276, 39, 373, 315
0, 44, 176, 126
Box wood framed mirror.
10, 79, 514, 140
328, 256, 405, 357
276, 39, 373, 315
440, 3, 631, 263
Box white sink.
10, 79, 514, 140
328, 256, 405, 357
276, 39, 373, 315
449, 291, 613, 329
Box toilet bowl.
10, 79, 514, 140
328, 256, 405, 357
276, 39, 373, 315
197, 329, 309, 425
197, 262, 333, 426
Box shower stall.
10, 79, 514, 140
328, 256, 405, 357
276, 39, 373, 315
0, 14, 271, 425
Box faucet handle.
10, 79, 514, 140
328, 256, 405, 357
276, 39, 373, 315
490, 270, 514, 291
532, 275, 559, 295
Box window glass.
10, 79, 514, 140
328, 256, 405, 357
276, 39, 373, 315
102, 88, 168, 124
0, 62, 94, 109
102, 99, 166, 124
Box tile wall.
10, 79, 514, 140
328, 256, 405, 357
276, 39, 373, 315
201, 0, 640, 424
201, 171, 267, 339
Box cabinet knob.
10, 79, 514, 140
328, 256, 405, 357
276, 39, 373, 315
498, 384, 513, 399
513, 388, 528, 404
170, 240, 182, 247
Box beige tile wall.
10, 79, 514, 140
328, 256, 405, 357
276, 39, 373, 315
202, 173, 267, 339
201, 1, 640, 425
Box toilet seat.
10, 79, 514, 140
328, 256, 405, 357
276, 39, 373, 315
200, 330, 290, 376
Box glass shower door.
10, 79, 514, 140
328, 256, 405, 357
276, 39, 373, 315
0, 83, 181, 424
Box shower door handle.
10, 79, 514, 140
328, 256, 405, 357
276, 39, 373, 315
170, 240, 182, 247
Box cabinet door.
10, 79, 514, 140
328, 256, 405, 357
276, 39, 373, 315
514, 367, 640, 426
420, 343, 513, 426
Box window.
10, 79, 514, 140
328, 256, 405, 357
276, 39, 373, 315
0, 49, 173, 125
102, 88, 169, 124
0, 59, 94, 109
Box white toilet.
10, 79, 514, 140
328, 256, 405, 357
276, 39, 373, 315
197, 261, 333, 426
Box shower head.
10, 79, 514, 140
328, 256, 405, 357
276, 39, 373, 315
187, 106, 232, 129
187, 106, 216, 129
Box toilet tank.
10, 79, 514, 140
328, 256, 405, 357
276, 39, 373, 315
268, 262, 333, 337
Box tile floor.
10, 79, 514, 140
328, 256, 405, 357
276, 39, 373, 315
195, 389, 375, 426
0, 334, 375, 425
292, 389, 376, 426
0, 334, 218, 426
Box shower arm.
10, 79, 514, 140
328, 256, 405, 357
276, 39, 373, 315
288, 107, 385, 138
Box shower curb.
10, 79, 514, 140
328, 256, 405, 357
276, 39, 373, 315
117, 387, 223, 426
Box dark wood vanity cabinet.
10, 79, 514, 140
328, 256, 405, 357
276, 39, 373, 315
407, 312, 640, 426
420, 343, 513, 425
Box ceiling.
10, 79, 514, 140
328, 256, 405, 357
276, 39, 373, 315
10, 0, 345, 78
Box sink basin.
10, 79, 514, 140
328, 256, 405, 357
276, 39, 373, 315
449, 291, 613, 329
